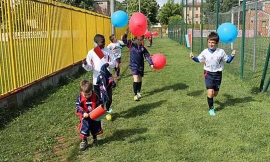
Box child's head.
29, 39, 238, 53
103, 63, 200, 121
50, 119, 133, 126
207, 32, 219, 50
94, 34, 105, 49
80, 79, 93, 98
109, 34, 117, 43
134, 35, 144, 46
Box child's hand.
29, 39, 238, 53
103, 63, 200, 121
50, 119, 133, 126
82, 58, 87, 65
232, 50, 236, 56
190, 53, 194, 59
150, 65, 154, 68
83, 112, 89, 118
104, 63, 109, 67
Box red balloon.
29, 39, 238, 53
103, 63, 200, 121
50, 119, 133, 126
144, 31, 152, 37
152, 31, 158, 36
151, 54, 166, 70
129, 12, 148, 37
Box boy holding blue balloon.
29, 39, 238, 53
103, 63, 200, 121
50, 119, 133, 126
190, 32, 236, 116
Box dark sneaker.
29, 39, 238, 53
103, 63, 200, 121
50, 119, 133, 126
80, 139, 88, 151
92, 138, 98, 146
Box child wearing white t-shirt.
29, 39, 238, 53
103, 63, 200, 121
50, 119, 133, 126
190, 32, 236, 116
107, 34, 125, 80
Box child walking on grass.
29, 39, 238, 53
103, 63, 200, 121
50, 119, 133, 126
75, 79, 103, 151
190, 32, 236, 116
82, 34, 115, 118
107, 34, 125, 80
122, 28, 154, 101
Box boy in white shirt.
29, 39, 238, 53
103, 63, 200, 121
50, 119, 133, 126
107, 34, 125, 80
82, 34, 115, 118
190, 32, 236, 116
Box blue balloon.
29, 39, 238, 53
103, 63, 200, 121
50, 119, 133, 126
111, 10, 128, 28
217, 22, 238, 44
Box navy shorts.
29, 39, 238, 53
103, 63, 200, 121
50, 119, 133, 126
115, 58, 121, 64
204, 70, 222, 91
131, 69, 144, 77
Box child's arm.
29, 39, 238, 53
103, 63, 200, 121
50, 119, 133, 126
122, 28, 132, 48
226, 50, 236, 63
82, 52, 93, 71
143, 47, 154, 67
107, 49, 116, 69
75, 95, 86, 117
190, 53, 200, 62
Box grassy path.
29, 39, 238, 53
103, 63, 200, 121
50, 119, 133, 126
1, 37, 270, 162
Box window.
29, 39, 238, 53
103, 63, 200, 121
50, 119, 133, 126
189, 7, 191, 11
262, 21, 266, 27
196, 7, 198, 11
196, 21, 198, 24
196, 14, 198, 18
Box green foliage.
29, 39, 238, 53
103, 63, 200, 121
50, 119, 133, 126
115, 1, 126, 11
168, 15, 181, 24
122, 0, 159, 25
56, 0, 94, 11
204, 0, 239, 13
157, 0, 182, 25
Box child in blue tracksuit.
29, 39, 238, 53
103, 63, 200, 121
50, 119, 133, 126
122, 28, 154, 101
75, 79, 103, 151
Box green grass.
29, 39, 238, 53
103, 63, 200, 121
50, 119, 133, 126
1, 37, 270, 162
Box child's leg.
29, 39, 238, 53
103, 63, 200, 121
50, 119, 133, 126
94, 85, 100, 99
105, 87, 113, 111
78, 118, 90, 150
137, 75, 142, 93
133, 75, 140, 95
207, 89, 215, 109
89, 120, 102, 145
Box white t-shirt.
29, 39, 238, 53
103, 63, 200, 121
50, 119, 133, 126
107, 40, 125, 58
197, 48, 229, 72
82, 47, 115, 85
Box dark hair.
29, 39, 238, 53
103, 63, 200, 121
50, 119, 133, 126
207, 32, 219, 43
109, 34, 115, 42
134, 35, 145, 40
94, 34, 105, 43
80, 79, 93, 93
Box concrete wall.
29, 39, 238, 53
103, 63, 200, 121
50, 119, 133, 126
0, 63, 82, 110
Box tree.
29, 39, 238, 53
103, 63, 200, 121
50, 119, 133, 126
121, 0, 159, 26
115, 1, 126, 11
56, 0, 94, 11
204, 0, 239, 13
157, 0, 182, 25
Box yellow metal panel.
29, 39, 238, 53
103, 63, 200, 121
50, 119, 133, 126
86, 14, 97, 51
0, 0, 127, 97
72, 9, 87, 63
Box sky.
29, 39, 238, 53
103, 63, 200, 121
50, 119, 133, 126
116, 0, 182, 7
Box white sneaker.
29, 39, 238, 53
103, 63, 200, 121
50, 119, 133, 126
137, 92, 141, 98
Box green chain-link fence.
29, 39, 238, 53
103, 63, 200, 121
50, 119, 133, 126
168, 0, 270, 93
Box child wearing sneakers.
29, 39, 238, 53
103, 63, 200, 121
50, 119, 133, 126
122, 28, 154, 101
107, 34, 125, 80
190, 32, 236, 115
75, 79, 103, 151
82, 34, 115, 118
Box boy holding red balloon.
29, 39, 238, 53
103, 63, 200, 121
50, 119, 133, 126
190, 32, 236, 116
122, 28, 154, 101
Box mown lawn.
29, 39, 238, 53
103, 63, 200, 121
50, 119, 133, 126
0, 37, 270, 162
